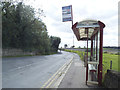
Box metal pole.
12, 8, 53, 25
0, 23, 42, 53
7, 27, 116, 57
71, 5, 73, 26
96, 32, 98, 61
86, 28, 88, 85
91, 37, 93, 61
99, 27, 103, 86
94, 36, 95, 59
98, 21, 105, 86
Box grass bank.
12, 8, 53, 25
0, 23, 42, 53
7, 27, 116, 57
102, 53, 119, 77
64, 49, 85, 61
63, 49, 119, 82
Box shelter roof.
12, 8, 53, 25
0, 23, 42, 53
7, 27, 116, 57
72, 19, 104, 41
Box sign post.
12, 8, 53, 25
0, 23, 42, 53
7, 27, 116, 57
62, 5, 73, 25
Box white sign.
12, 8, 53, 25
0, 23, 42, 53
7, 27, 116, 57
62, 5, 72, 22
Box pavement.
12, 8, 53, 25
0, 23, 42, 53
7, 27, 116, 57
58, 53, 99, 88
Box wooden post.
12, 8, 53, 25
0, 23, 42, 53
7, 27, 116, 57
110, 61, 112, 69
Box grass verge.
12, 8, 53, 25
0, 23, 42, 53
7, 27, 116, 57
102, 53, 120, 81
63, 49, 119, 84
64, 49, 85, 61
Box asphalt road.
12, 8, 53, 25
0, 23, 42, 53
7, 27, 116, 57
2, 51, 73, 88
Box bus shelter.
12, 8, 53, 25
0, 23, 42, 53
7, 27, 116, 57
72, 20, 105, 86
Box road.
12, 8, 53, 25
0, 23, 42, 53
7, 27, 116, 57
2, 51, 73, 88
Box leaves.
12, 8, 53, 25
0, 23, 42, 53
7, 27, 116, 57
2, 2, 61, 54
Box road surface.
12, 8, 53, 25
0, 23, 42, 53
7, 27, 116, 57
2, 51, 73, 88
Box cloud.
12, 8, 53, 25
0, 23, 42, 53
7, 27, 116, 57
25, 0, 119, 47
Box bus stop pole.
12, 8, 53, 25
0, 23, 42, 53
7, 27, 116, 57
71, 5, 73, 26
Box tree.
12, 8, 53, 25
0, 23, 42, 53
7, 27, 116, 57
2, 2, 17, 48
84, 46, 86, 49
64, 44, 67, 48
2, 2, 61, 54
50, 36, 61, 52
71, 45, 75, 48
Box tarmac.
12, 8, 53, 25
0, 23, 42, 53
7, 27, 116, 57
58, 53, 99, 88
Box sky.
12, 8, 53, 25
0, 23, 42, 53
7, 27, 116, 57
24, 0, 119, 48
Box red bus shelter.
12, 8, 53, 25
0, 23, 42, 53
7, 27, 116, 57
72, 19, 105, 86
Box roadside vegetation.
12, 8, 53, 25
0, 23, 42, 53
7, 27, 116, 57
1, 2, 61, 55
63, 49, 85, 61
63, 49, 119, 82
102, 52, 119, 76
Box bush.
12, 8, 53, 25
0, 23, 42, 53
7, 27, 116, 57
115, 52, 120, 55
104, 51, 108, 53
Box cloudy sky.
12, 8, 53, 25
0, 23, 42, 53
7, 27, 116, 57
25, 0, 119, 48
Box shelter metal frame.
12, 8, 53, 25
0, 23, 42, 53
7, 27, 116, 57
72, 20, 105, 86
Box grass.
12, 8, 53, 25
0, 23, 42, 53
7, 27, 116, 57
63, 49, 119, 83
102, 53, 119, 78
102, 53, 119, 84
64, 49, 85, 61
64, 49, 119, 71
